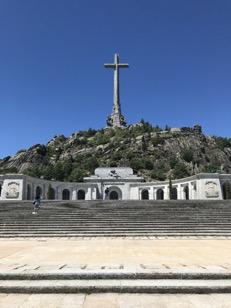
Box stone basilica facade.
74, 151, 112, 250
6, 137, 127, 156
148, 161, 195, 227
1, 167, 231, 201
1, 54, 231, 202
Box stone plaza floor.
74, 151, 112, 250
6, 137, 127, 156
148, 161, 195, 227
0, 237, 231, 268
1, 293, 231, 308
0, 237, 231, 307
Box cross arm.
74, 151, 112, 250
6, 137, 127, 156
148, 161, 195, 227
118, 64, 129, 68
104, 64, 116, 68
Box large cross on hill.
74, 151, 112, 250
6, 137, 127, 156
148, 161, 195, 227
104, 54, 129, 128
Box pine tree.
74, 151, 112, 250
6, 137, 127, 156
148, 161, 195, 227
47, 184, 55, 200
169, 175, 173, 200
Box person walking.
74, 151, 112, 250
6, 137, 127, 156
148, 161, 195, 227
32, 193, 41, 214
104, 187, 109, 200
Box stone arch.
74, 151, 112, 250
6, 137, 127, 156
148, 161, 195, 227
222, 182, 231, 200
156, 188, 164, 200
171, 187, 178, 200
108, 186, 122, 200
184, 186, 189, 200
35, 186, 42, 198
141, 189, 149, 200
27, 184, 32, 200
77, 189, 86, 200
62, 189, 70, 200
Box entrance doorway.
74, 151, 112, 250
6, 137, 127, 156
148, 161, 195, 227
107, 186, 122, 200
184, 186, 189, 200
62, 189, 70, 200
156, 188, 164, 200
109, 191, 119, 200
35, 186, 42, 198
27, 184, 32, 200
141, 189, 149, 200
171, 187, 178, 200
77, 189, 85, 200
223, 182, 231, 200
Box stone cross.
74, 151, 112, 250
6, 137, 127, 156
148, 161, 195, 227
104, 54, 129, 127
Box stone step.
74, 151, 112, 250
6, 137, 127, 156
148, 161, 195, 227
2, 224, 231, 228
2, 271, 231, 280
3, 211, 231, 213
6, 217, 207, 219
1, 235, 231, 239
1, 278, 231, 294
2, 227, 231, 232
1, 226, 230, 230
2, 216, 231, 219
1, 219, 231, 222
1, 226, 231, 231
1, 232, 231, 237
3, 212, 231, 215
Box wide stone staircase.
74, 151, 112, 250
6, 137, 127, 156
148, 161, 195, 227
0, 200, 231, 237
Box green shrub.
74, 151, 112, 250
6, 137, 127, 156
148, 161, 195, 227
152, 136, 164, 147
68, 168, 88, 182
172, 162, 189, 179
214, 137, 231, 150
36, 145, 47, 156
182, 149, 194, 162
169, 156, 178, 168
130, 158, 145, 171
150, 169, 166, 181
203, 164, 220, 173
144, 159, 153, 170
0, 167, 18, 174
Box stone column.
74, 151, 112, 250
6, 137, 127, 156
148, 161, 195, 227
72, 190, 77, 201
164, 186, 169, 200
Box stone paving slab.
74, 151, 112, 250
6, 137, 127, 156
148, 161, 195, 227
1, 293, 231, 307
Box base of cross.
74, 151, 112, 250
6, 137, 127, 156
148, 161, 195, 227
107, 113, 127, 128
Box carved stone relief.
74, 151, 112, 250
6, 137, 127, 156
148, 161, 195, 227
6, 182, 20, 199
205, 181, 219, 198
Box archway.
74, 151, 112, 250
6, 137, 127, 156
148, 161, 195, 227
141, 189, 149, 200
27, 184, 32, 200
171, 187, 178, 200
35, 186, 42, 198
0, 184, 2, 197
109, 191, 119, 200
62, 189, 70, 200
184, 186, 189, 200
222, 182, 231, 200
77, 189, 85, 200
107, 186, 122, 200
156, 188, 164, 200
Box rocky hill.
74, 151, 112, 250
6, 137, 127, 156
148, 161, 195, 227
1, 120, 231, 182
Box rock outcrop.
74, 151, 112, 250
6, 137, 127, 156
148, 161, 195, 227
1, 122, 231, 182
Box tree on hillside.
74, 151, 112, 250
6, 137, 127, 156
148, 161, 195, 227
47, 184, 55, 200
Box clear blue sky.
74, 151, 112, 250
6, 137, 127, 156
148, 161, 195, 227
0, 0, 231, 158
